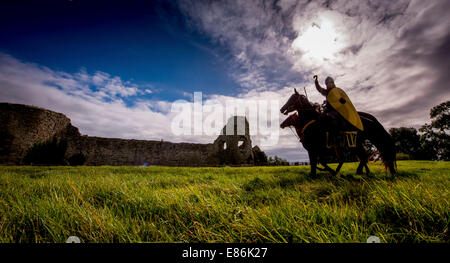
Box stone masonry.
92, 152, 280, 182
0, 103, 266, 166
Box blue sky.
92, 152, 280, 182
0, 1, 241, 104
1, 0, 449, 162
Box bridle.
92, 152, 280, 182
286, 115, 316, 143
286, 94, 317, 142
285, 114, 301, 142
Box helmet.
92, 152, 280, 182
325, 76, 334, 85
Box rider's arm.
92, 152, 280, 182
315, 79, 328, 96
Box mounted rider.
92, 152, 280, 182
314, 75, 335, 97
313, 75, 364, 146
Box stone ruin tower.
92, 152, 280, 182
213, 116, 255, 165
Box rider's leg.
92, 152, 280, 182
321, 108, 343, 146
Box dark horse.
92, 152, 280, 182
280, 89, 396, 176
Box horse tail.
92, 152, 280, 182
359, 112, 397, 174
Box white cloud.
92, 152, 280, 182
0, 54, 304, 160
176, 0, 450, 161
179, 0, 450, 128
2, 0, 449, 162
0, 54, 170, 141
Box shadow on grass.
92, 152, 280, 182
267, 168, 420, 187
27, 171, 52, 179
372, 204, 448, 242
389, 171, 419, 179
243, 178, 266, 192
242, 174, 308, 192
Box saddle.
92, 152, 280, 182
326, 131, 358, 148
319, 106, 358, 149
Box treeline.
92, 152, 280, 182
267, 155, 290, 166
389, 101, 449, 161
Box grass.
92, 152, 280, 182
0, 161, 448, 243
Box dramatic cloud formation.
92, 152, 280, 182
1, 0, 449, 162
179, 0, 450, 128
0, 53, 170, 140
0, 54, 293, 159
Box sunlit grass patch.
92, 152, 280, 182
0, 161, 448, 243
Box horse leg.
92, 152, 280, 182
336, 161, 344, 173
332, 146, 344, 175
356, 162, 364, 175
308, 151, 318, 177
355, 141, 368, 175
364, 163, 371, 175
319, 160, 337, 176
323, 164, 337, 176
316, 166, 326, 171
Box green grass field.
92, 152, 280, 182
0, 161, 448, 243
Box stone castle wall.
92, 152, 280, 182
0, 103, 265, 166
67, 136, 221, 166
0, 103, 75, 164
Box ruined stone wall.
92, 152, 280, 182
214, 116, 255, 165
0, 103, 264, 166
67, 136, 221, 166
0, 103, 78, 164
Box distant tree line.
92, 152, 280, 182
290, 161, 310, 166
267, 155, 290, 166
389, 101, 449, 161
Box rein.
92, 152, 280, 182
286, 116, 316, 143
295, 95, 316, 142
283, 94, 317, 142
289, 126, 301, 141
301, 120, 316, 136
298, 119, 316, 142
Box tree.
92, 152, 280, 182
430, 101, 449, 131
267, 155, 289, 166
386, 101, 449, 161
389, 127, 424, 159
417, 124, 438, 160
419, 101, 449, 160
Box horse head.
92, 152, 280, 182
280, 112, 299, 129
280, 88, 313, 115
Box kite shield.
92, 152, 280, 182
327, 87, 364, 131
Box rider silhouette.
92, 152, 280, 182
313, 75, 347, 145
314, 75, 335, 97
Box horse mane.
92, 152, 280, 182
298, 95, 312, 106
297, 94, 319, 112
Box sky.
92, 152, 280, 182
1, 0, 449, 162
